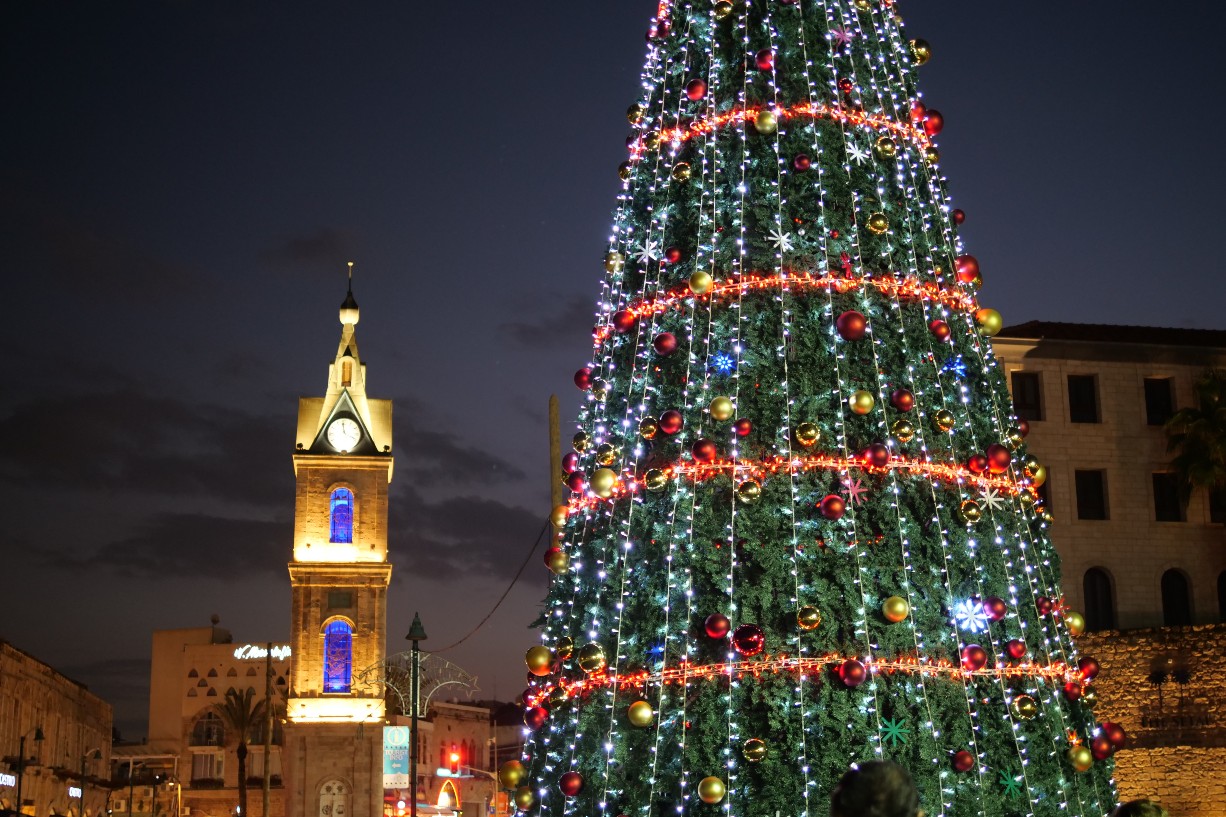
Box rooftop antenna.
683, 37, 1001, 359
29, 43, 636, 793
347, 261, 354, 292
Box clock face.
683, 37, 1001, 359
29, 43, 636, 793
326, 418, 361, 452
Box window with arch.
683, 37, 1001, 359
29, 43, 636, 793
1162, 569, 1192, 626
330, 488, 354, 544
190, 712, 226, 747
323, 619, 353, 693
1082, 568, 1116, 632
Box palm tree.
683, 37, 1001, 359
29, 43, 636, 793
212, 687, 266, 817
1165, 369, 1226, 506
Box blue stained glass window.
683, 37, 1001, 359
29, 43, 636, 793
330, 488, 354, 543
323, 620, 353, 693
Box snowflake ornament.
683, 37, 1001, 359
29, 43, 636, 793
953, 599, 989, 633
880, 717, 910, 748
767, 227, 794, 253
846, 141, 871, 166
980, 487, 1006, 511
841, 477, 868, 506
831, 27, 854, 47
710, 352, 737, 375
941, 354, 968, 379
633, 239, 661, 264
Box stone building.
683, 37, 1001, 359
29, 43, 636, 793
995, 321, 1226, 815
0, 639, 113, 817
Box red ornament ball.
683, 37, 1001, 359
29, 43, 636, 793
1017, 418, 1031, 437
929, 319, 951, 342
923, 109, 944, 136
692, 438, 718, 462
562, 452, 580, 474
612, 310, 637, 333
733, 418, 753, 437
960, 645, 988, 671
1063, 681, 1083, 702
952, 750, 975, 773
524, 706, 549, 730
839, 659, 867, 688
986, 443, 1011, 474
558, 771, 584, 797
685, 79, 707, 101
836, 310, 868, 341
1036, 596, 1054, 616
732, 623, 765, 656
1078, 656, 1101, 682
665, 246, 683, 263
647, 19, 670, 40
1102, 721, 1127, 750
820, 494, 846, 520
838, 77, 854, 95
793, 154, 811, 171
890, 388, 915, 412
982, 597, 1008, 622
704, 613, 731, 639
910, 100, 926, 122
865, 443, 890, 468
955, 254, 980, 284
967, 454, 989, 476
659, 410, 684, 435
755, 49, 775, 71
653, 332, 678, 356
1005, 639, 1027, 660
574, 367, 594, 390
566, 472, 586, 492
952, 208, 966, 225
1091, 734, 1114, 761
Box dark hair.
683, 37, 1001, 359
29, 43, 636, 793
1113, 801, 1168, 817
830, 761, 920, 817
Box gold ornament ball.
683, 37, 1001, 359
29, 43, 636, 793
689, 270, 713, 294
644, 468, 669, 492
736, 480, 762, 504
591, 379, 609, 400
891, 418, 915, 443
714, 0, 734, 20
852, 0, 872, 10
618, 162, 633, 181
498, 760, 527, 789
875, 136, 897, 159
710, 396, 735, 421
514, 786, 535, 810
742, 738, 768, 762
627, 700, 655, 727
882, 595, 910, 623
671, 162, 692, 182
795, 422, 821, 447
1065, 611, 1086, 637
572, 431, 591, 452
578, 642, 607, 673
1005, 427, 1024, 449
1068, 745, 1094, 774
596, 443, 618, 466
754, 110, 778, 134
626, 104, 645, 125
849, 390, 876, 415
934, 409, 956, 432
1031, 464, 1048, 488
640, 416, 659, 440
590, 468, 618, 498
548, 686, 569, 709
960, 499, 982, 524
1081, 686, 1099, 709
797, 606, 822, 630
697, 777, 727, 805
1010, 694, 1038, 721
551, 505, 569, 528
525, 645, 554, 676
555, 636, 575, 660
975, 308, 1003, 337
604, 251, 625, 273
1039, 507, 1054, 524
1022, 455, 1040, 477
924, 146, 940, 165
866, 212, 889, 235
545, 548, 569, 576
642, 131, 661, 150
1018, 492, 1035, 508
909, 38, 932, 65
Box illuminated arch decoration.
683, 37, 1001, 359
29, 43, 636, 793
329, 488, 354, 544
323, 619, 354, 693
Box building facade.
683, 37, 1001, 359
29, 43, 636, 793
0, 640, 113, 817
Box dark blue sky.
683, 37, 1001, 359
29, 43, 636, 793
2, 1, 1223, 737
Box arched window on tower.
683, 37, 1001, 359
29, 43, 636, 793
330, 488, 354, 544
1161, 569, 1192, 626
323, 619, 353, 693
1082, 568, 1115, 632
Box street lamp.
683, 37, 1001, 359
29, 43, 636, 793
405, 613, 427, 817
15, 726, 45, 817
78, 749, 102, 817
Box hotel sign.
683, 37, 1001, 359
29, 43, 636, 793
233, 644, 292, 661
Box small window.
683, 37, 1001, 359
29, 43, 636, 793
323, 619, 353, 693
207, 668, 218, 677
1068, 375, 1099, 423
1161, 569, 1192, 626
1218, 571, 1226, 623
330, 488, 354, 544
328, 590, 354, 610
1010, 372, 1044, 421
1083, 568, 1116, 631
1210, 489, 1226, 524
1075, 470, 1108, 520
1152, 473, 1185, 522
247, 667, 258, 677
1144, 378, 1175, 426
227, 668, 238, 677
1036, 477, 1051, 513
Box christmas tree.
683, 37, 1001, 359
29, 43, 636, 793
504, 2, 1123, 816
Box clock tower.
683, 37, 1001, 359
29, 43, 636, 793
284, 277, 393, 817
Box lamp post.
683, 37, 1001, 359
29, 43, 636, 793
78, 749, 101, 817
405, 613, 427, 817
15, 726, 45, 817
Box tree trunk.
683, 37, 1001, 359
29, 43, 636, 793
236, 741, 248, 817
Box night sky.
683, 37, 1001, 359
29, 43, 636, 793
3, 1, 1223, 739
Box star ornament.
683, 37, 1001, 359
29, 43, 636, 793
767, 227, 794, 253
841, 477, 869, 506
880, 717, 910, 748
941, 354, 968, 379
710, 352, 737, 375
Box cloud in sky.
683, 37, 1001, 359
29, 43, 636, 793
498, 294, 594, 349
261, 226, 358, 269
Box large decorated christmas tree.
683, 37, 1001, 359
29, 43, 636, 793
504, 2, 1124, 816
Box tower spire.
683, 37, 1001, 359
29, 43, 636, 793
340, 261, 359, 326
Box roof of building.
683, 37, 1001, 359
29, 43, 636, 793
996, 321, 1226, 349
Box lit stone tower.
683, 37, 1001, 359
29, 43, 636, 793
284, 273, 393, 817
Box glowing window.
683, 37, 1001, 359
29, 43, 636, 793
323, 620, 353, 693
330, 488, 354, 543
